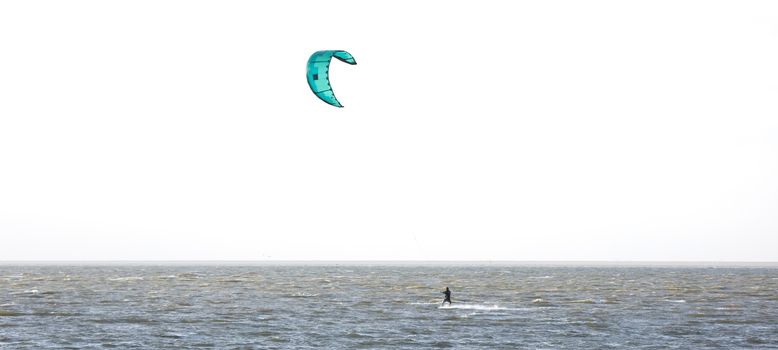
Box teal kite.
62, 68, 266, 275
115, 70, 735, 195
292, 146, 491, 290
306, 50, 357, 108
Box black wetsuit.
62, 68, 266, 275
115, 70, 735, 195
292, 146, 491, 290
442, 288, 452, 305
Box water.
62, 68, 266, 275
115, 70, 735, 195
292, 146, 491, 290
2, 264, 777, 349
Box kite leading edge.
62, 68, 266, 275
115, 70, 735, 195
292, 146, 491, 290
306, 50, 357, 108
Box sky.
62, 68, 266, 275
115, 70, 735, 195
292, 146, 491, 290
1, 1, 777, 261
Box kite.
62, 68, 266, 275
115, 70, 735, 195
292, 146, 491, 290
306, 50, 357, 108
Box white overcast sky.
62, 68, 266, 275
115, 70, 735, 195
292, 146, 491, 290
1, 1, 777, 261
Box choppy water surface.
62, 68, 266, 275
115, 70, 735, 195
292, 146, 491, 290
1, 264, 777, 349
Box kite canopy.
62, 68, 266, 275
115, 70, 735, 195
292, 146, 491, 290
306, 50, 357, 108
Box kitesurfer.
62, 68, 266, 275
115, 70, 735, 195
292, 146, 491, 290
442, 287, 452, 306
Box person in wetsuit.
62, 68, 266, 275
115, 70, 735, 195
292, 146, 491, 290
442, 287, 452, 306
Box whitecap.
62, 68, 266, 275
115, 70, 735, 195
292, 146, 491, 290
439, 304, 507, 311
666, 299, 686, 303
569, 299, 595, 304
287, 293, 319, 298
108, 277, 144, 282
715, 306, 741, 310
10, 289, 40, 296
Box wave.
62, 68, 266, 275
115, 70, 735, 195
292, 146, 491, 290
176, 273, 202, 279
285, 293, 319, 298
11, 289, 39, 295
156, 275, 178, 279
0, 310, 24, 316
569, 299, 595, 304
404, 285, 427, 290
439, 304, 507, 311
108, 277, 144, 282
715, 305, 742, 311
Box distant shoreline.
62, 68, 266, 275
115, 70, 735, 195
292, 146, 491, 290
1, 260, 777, 267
